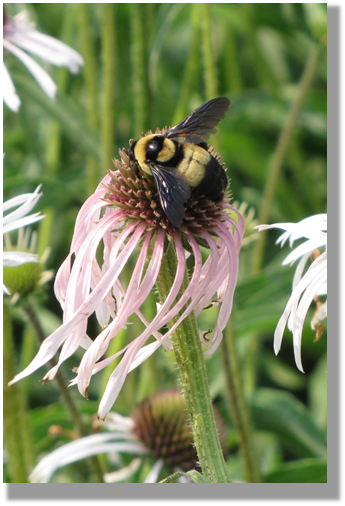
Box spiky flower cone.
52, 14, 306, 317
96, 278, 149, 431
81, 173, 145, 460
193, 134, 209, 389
105, 143, 228, 234
131, 390, 227, 472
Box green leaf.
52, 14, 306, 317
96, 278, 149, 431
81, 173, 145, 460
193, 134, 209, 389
160, 470, 209, 483
309, 354, 327, 430
250, 388, 327, 458
159, 472, 185, 483
186, 470, 209, 483
264, 458, 327, 483
261, 351, 306, 390
254, 432, 282, 475
30, 404, 75, 453
303, 3, 327, 44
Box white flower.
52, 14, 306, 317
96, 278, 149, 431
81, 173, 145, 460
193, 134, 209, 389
3, 185, 44, 292
29, 412, 152, 483
256, 214, 327, 371
29, 391, 205, 483
3, 10, 84, 112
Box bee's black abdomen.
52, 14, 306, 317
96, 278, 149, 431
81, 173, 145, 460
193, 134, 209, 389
195, 156, 228, 202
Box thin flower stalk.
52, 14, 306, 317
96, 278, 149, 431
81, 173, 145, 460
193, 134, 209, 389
157, 248, 230, 482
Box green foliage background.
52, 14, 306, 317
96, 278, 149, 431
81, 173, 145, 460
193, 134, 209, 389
3, 3, 327, 483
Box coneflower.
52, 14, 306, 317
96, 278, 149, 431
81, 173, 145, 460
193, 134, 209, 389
29, 390, 227, 483
9, 135, 244, 421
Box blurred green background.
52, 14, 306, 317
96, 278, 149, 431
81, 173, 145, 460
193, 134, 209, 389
3, 3, 327, 483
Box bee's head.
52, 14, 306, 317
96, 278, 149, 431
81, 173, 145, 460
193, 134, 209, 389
144, 135, 165, 162
129, 134, 176, 177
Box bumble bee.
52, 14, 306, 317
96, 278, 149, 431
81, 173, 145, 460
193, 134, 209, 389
128, 97, 230, 227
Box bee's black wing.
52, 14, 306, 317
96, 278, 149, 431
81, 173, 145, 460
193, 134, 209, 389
167, 97, 230, 145
150, 164, 191, 227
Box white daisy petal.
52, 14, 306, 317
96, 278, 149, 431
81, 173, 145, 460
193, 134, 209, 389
144, 459, 164, 483
3, 251, 38, 267
2, 63, 21, 111
3, 212, 44, 235
3, 10, 83, 111
7, 28, 84, 72
258, 214, 327, 370
4, 39, 57, 98
3, 186, 43, 292
104, 458, 142, 483
29, 432, 149, 483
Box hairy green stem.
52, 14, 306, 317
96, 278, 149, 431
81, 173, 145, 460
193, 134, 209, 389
101, 3, 116, 171
21, 298, 105, 483
3, 302, 34, 482
201, 4, 222, 154
156, 241, 230, 483
130, 4, 148, 134
220, 324, 261, 482
201, 4, 218, 101
224, 29, 243, 93
173, 5, 201, 125
76, 3, 100, 195
45, 5, 75, 177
